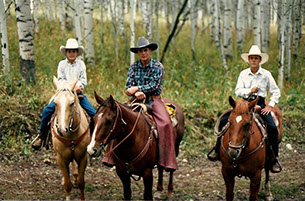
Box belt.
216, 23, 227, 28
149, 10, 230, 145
243, 95, 265, 102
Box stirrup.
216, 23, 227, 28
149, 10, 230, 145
271, 160, 282, 173
207, 147, 219, 162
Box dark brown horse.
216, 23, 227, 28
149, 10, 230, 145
219, 96, 282, 201
87, 92, 184, 200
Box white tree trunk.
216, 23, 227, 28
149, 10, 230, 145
15, 0, 36, 83
223, 0, 232, 59
261, 0, 270, 53
155, 0, 160, 60
74, 0, 83, 58
118, 0, 125, 36
0, 0, 10, 80
59, 0, 65, 32
278, 0, 286, 90
84, 0, 95, 65
285, 0, 292, 81
99, 0, 104, 44
236, 0, 244, 53
130, 0, 135, 65
190, 0, 196, 61
109, 0, 118, 67
32, 0, 39, 34
292, 0, 301, 59
65, 0, 73, 31
253, 0, 261, 48
47, 0, 54, 20
215, 0, 227, 70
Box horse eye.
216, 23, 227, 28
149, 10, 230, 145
70, 102, 74, 107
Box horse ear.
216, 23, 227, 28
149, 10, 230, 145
229, 96, 236, 108
248, 98, 258, 111
53, 76, 59, 89
109, 95, 116, 108
71, 77, 78, 91
94, 91, 104, 104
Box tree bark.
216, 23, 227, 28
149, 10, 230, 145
253, 0, 261, 48
84, 0, 95, 65
15, 0, 36, 84
236, 0, 244, 53
215, 0, 227, 70
278, 0, 286, 90
223, 0, 232, 59
0, 0, 10, 81
130, 0, 135, 65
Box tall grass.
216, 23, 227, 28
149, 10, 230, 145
1, 15, 304, 156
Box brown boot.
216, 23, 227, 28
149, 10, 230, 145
32, 138, 43, 150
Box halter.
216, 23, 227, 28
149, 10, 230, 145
54, 88, 81, 136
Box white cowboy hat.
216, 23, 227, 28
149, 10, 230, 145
241, 45, 269, 65
130, 37, 158, 53
59, 38, 84, 56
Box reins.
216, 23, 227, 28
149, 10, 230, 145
104, 102, 143, 156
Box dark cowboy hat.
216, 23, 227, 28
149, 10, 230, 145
130, 37, 158, 53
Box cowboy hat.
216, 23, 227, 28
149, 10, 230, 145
241, 45, 269, 65
130, 37, 158, 53
59, 38, 84, 56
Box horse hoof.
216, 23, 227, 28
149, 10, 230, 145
153, 191, 163, 200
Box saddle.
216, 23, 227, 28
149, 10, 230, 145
129, 101, 179, 139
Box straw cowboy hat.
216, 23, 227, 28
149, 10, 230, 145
60, 38, 84, 56
130, 37, 158, 53
241, 45, 269, 65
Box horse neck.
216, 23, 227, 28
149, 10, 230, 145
114, 104, 147, 148
69, 97, 87, 137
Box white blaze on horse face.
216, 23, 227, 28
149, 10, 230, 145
236, 115, 242, 124
87, 113, 103, 155
59, 95, 68, 131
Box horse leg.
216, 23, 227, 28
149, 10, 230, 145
167, 171, 175, 199
76, 155, 88, 201
157, 166, 164, 191
57, 156, 72, 200
143, 168, 153, 200
71, 160, 78, 188
249, 170, 262, 201
117, 171, 131, 200
265, 169, 273, 201
222, 168, 235, 201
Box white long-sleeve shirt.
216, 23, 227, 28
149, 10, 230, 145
235, 66, 280, 107
57, 58, 87, 90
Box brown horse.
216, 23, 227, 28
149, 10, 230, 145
219, 96, 282, 201
87, 92, 184, 200
51, 77, 91, 200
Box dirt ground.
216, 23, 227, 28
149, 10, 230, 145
0, 142, 304, 200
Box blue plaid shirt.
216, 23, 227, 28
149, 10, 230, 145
126, 58, 164, 96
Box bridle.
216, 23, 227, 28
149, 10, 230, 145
227, 110, 255, 153
54, 88, 81, 136
100, 101, 143, 156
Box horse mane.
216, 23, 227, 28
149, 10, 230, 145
97, 97, 130, 111
235, 99, 250, 114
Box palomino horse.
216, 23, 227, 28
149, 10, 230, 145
219, 96, 282, 201
51, 77, 91, 200
87, 92, 184, 200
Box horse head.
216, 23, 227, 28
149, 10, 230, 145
53, 76, 79, 137
87, 92, 119, 157
227, 96, 257, 159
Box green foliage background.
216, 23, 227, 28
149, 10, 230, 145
0, 15, 305, 157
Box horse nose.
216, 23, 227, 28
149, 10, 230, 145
228, 148, 240, 159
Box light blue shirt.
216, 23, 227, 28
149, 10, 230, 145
235, 66, 280, 107
57, 58, 87, 90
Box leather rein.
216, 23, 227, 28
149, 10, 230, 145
103, 101, 155, 174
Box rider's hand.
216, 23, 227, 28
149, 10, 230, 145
125, 86, 139, 96
261, 105, 272, 115
251, 86, 259, 93
135, 91, 146, 100
75, 85, 82, 93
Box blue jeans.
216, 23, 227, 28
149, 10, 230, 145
40, 92, 96, 133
